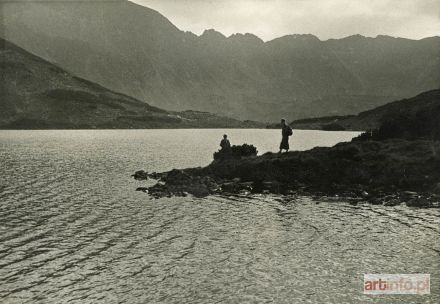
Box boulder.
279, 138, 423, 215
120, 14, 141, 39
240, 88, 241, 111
406, 197, 430, 208
132, 170, 149, 180
384, 199, 401, 206
186, 183, 210, 197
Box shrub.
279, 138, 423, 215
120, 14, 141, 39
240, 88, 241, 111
231, 144, 258, 157
213, 144, 258, 160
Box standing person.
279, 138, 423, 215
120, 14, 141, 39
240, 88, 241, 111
279, 119, 293, 153
220, 134, 231, 153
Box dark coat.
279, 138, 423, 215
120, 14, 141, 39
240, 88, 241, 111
220, 139, 231, 152
280, 125, 292, 150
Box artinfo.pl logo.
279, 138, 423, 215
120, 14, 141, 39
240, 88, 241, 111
364, 274, 430, 295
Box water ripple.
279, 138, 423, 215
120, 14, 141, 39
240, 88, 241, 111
1, 130, 439, 303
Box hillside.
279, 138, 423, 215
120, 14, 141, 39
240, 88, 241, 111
1, 0, 439, 121
0, 38, 262, 129
288, 89, 440, 140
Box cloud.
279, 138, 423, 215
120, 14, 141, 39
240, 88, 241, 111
131, 0, 440, 40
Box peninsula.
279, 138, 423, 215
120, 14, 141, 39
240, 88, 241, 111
134, 90, 440, 208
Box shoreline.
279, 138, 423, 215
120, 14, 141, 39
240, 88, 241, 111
0, 127, 360, 131
133, 138, 440, 208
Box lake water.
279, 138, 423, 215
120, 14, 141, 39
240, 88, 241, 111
0, 129, 439, 304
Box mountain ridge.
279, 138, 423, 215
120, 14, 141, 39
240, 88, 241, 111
0, 38, 263, 129
2, 0, 439, 121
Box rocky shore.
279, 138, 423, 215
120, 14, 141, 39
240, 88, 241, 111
133, 139, 440, 208
133, 89, 440, 207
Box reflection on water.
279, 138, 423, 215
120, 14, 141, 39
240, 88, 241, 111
0, 130, 439, 303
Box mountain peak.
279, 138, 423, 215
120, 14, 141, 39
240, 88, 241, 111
200, 29, 227, 40
292, 34, 320, 40
375, 34, 394, 39
228, 33, 264, 45
268, 34, 321, 46
339, 34, 367, 41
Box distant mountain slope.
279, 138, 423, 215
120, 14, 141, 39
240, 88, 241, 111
0, 38, 262, 129
1, 0, 439, 121
289, 89, 440, 139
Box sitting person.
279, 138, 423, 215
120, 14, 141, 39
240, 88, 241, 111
220, 134, 231, 153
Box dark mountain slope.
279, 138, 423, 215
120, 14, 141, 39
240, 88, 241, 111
2, 0, 439, 121
288, 89, 440, 140
0, 38, 262, 129
352, 89, 440, 140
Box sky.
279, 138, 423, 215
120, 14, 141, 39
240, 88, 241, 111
130, 0, 440, 41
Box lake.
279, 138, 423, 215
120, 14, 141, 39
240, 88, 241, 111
0, 129, 439, 303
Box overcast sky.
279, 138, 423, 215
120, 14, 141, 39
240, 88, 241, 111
130, 0, 440, 41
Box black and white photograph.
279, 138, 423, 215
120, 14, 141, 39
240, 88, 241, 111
0, 0, 439, 303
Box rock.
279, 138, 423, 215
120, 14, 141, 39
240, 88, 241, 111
220, 181, 253, 194
401, 191, 418, 200
406, 197, 430, 208
164, 169, 195, 186
221, 182, 239, 193
132, 170, 149, 180
208, 183, 221, 193
239, 182, 253, 191
369, 197, 383, 205
361, 191, 369, 198
201, 176, 220, 192
262, 181, 283, 193
148, 172, 161, 180
186, 183, 210, 197
238, 189, 251, 196
384, 198, 401, 206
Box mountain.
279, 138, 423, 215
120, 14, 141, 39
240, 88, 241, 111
1, 0, 439, 121
288, 89, 440, 140
0, 38, 262, 129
